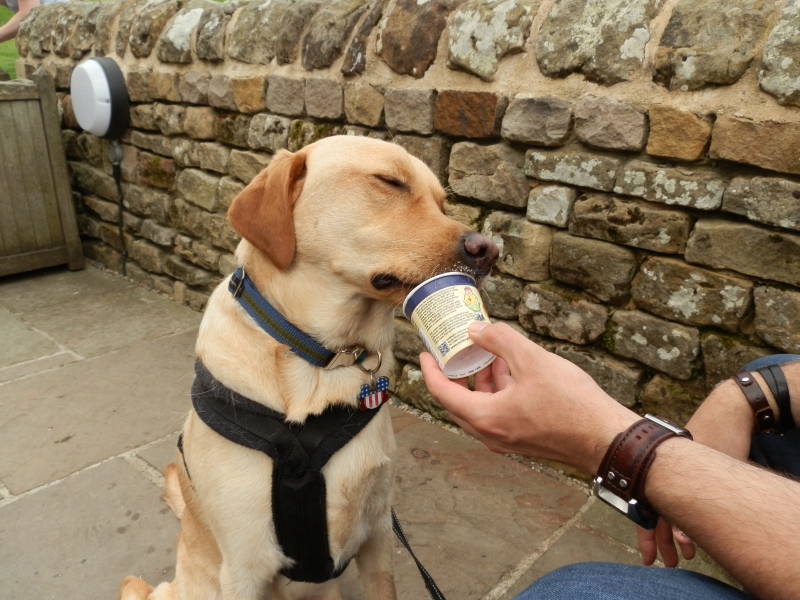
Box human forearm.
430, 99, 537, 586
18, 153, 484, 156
645, 437, 800, 599
0, 12, 23, 43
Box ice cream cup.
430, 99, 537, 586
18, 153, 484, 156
402, 272, 496, 379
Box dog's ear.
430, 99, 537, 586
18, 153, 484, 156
228, 149, 307, 270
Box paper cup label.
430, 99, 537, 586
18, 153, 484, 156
409, 285, 490, 366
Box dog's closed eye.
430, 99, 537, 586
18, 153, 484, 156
373, 174, 409, 192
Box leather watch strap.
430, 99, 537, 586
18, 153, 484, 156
758, 365, 794, 433
598, 418, 689, 503
732, 371, 776, 434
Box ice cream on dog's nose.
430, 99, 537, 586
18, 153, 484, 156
403, 273, 496, 379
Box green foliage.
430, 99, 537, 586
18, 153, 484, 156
0, 6, 17, 79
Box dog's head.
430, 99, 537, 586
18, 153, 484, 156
228, 136, 498, 305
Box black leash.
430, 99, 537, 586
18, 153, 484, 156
392, 508, 447, 600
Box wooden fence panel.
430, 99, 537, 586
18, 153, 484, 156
0, 75, 83, 277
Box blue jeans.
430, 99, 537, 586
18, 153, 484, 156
515, 355, 799, 599
513, 563, 749, 599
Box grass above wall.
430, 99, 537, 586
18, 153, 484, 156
0, 6, 17, 79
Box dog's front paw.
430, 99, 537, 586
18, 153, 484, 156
118, 576, 154, 600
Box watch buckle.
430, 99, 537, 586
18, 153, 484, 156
593, 477, 659, 530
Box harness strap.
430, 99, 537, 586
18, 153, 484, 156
190, 362, 382, 583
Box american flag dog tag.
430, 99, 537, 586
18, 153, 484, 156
358, 376, 389, 411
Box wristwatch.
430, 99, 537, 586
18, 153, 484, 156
593, 414, 693, 530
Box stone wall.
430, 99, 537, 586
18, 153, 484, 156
16, 0, 800, 425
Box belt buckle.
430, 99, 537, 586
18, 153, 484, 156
325, 347, 364, 370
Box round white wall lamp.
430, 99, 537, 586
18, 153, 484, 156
70, 57, 130, 140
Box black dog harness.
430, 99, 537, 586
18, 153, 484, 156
186, 362, 383, 583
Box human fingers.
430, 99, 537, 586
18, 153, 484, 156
636, 526, 658, 566
673, 526, 696, 561
490, 357, 513, 390
655, 518, 680, 568
473, 363, 496, 393
419, 353, 469, 389
467, 321, 537, 374
419, 352, 487, 423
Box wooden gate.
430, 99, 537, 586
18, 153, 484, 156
0, 74, 83, 276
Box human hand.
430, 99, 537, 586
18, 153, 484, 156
420, 321, 638, 475
637, 520, 696, 567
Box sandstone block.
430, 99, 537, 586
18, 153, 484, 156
447, 0, 537, 82
76, 133, 105, 167
214, 113, 252, 148
654, 0, 773, 91
385, 89, 436, 135
129, 0, 179, 58
480, 272, 525, 320
203, 212, 241, 252
570, 195, 692, 254
709, 115, 800, 176
227, 0, 294, 65
171, 138, 201, 168
377, 0, 455, 79
501, 96, 572, 147
70, 162, 117, 201
519, 283, 608, 345
550, 231, 637, 304
197, 143, 230, 174
574, 96, 647, 152
229, 150, 271, 184
340, 0, 383, 74
122, 183, 172, 223
83, 196, 117, 222
184, 107, 216, 140
137, 152, 177, 190
130, 239, 167, 274
536, 0, 661, 85
444, 201, 482, 231
154, 103, 186, 136
611, 310, 700, 380
646, 105, 711, 162
266, 75, 305, 117
305, 78, 344, 120
343, 83, 384, 127
723, 177, 800, 232
483, 211, 553, 281
685, 220, 800, 287
130, 105, 158, 131
125, 262, 175, 295
175, 236, 222, 271
196, 0, 238, 61
173, 281, 211, 311
754, 287, 800, 353
449, 142, 529, 208
208, 74, 236, 111
393, 135, 450, 184
217, 176, 245, 211
526, 185, 577, 228
641, 375, 706, 426
702, 333, 772, 388
165, 255, 216, 287
614, 160, 725, 210
632, 257, 753, 332
396, 363, 451, 423
232, 76, 267, 114
168, 196, 206, 237
342, 127, 391, 142
28, 2, 63, 57
139, 219, 177, 247
275, 0, 326, 65
157, 5, 205, 63
177, 168, 220, 212
179, 71, 210, 105
301, 0, 369, 70
554, 344, 645, 408
114, 0, 148, 58
288, 121, 344, 152
130, 131, 173, 157
393, 318, 427, 364
126, 68, 152, 102
434, 91, 507, 139
760, 0, 800, 107
524, 149, 622, 192
248, 114, 292, 153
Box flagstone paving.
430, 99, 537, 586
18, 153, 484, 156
0, 265, 735, 599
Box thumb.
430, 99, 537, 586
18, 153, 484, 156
468, 321, 532, 373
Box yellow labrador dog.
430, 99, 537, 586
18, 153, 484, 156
119, 135, 498, 600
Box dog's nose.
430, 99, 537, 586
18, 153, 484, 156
459, 232, 499, 277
